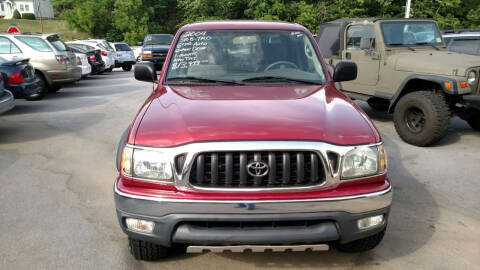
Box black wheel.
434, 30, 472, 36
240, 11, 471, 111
129, 238, 168, 261
393, 91, 450, 146
122, 64, 132, 71
335, 228, 386, 253
48, 85, 61, 93
106, 67, 113, 72
25, 74, 47, 101
465, 109, 480, 131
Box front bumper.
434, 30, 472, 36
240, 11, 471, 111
115, 181, 392, 247
0, 90, 14, 114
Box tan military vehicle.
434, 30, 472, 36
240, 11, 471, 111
316, 18, 480, 146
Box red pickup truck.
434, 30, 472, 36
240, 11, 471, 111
115, 21, 392, 261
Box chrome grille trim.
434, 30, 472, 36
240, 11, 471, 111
124, 141, 383, 192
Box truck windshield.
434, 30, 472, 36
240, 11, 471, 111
381, 21, 444, 47
166, 30, 326, 85
144, 35, 173, 46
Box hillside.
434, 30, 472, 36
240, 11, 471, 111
0, 19, 89, 41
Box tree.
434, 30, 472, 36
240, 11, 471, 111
13, 9, 21, 19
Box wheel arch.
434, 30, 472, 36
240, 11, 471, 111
388, 74, 456, 113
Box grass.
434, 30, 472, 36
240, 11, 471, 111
0, 19, 89, 41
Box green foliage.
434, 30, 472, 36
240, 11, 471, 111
52, 0, 480, 44
21, 13, 36, 20
13, 10, 21, 19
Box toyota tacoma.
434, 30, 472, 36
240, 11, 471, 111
115, 21, 392, 261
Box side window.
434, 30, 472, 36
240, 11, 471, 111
317, 24, 341, 57
15, 36, 53, 52
346, 25, 376, 50
0, 37, 21, 54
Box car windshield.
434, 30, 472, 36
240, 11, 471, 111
115, 43, 131, 51
165, 30, 326, 84
381, 21, 444, 47
446, 37, 480, 56
144, 35, 173, 46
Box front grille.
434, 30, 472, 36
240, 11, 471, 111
152, 51, 167, 57
189, 151, 326, 188
185, 220, 325, 228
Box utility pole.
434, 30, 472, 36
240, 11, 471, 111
405, 0, 412, 18
37, 0, 44, 33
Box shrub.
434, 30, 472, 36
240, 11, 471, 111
22, 13, 36, 20
13, 9, 21, 19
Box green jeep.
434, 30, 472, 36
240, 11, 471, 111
316, 18, 480, 146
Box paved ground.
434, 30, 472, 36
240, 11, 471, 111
0, 71, 479, 270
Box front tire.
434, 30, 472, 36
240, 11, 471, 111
129, 238, 168, 261
393, 91, 450, 146
122, 64, 132, 71
335, 228, 386, 253
465, 109, 480, 131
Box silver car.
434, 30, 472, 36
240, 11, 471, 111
112, 42, 136, 71
0, 33, 82, 93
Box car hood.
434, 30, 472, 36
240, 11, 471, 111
392, 50, 480, 76
143, 45, 170, 52
133, 84, 380, 147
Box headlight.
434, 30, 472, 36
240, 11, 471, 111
341, 145, 387, 179
467, 71, 477, 85
142, 51, 152, 58
121, 146, 173, 181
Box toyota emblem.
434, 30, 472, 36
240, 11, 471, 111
247, 161, 269, 177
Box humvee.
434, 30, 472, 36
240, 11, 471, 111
316, 18, 480, 146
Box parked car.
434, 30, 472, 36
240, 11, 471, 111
442, 30, 480, 56
69, 49, 91, 78
0, 57, 44, 100
131, 46, 142, 62
66, 43, 105, 75
316, 18, 480, 145
72, 39, 115, 72
0, 33, 82, 93
112, 42, 136, 71
115, 21, 391, 261
139, 34, 173, 70
0, 76, 14, 114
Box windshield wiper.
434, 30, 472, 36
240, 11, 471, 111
415, 42, 440, 50
167, 76, 243, 85
388, 43, 415, 51
241, 76, 322, 85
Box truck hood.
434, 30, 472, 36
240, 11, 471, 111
133, 85, 380, 147
393, 50, 480, 76
142, 45, 170, 52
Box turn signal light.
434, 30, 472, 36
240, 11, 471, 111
357, 215, 384, 230
8, 72, 24, 84
459, 81, 468, 88
444, 81, 452, 90
125, 218, 154, 234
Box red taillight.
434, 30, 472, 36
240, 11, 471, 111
8, 72, 24, 84
76, 56, 82, 66
101, 51, 107, 56
88, 55, 96, 61
55, 55, 70, 65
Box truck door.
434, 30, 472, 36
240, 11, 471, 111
341, 24, 380, 95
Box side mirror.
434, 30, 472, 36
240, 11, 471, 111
134, 62, 157, 83
137, 42, 143, 46
332, 61, 357, 82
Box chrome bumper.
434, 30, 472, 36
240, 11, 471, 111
114, 184, 392, 215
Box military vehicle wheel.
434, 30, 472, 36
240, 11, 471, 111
393, 91, 450, 146
466, 109, 480, 131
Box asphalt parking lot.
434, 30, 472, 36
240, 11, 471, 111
0, 70, 479, 270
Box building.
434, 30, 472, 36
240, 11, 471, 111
0, 0, 54, 19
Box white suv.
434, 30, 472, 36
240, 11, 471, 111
0, 33, 82, 93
